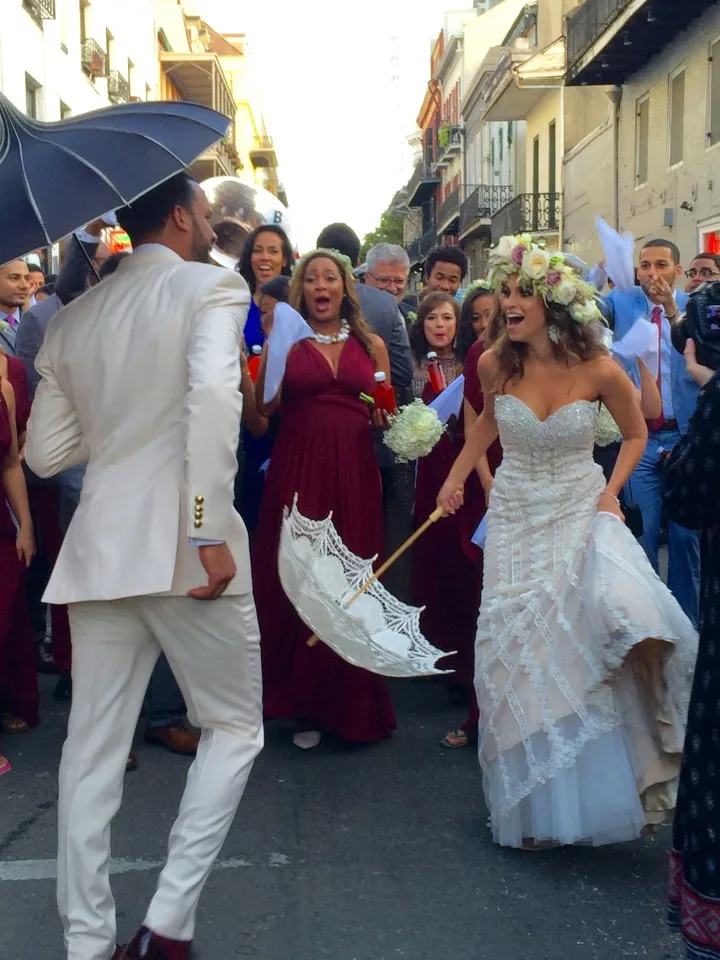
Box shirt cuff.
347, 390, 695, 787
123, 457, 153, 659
188, 538, 225, 546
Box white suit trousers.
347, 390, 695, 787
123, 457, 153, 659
58, 593, 263, 960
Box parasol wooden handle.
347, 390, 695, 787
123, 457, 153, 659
307, 507, 446, 647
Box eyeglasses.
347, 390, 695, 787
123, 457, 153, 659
367, 272, 407, 289
685, 267, 720, 280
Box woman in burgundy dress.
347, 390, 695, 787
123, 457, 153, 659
410, 292, 484, 708
254, 249, 396, 749
0, 376, 36, 773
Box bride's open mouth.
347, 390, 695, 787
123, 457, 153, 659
506, 313, 523, 331
313, 295, 332, 315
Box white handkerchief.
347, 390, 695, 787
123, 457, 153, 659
471, 516, 487, 550
612, 318, 659, 380
595, 216, 635, 291
428, 375, 464, 424
263, 303, 314, 404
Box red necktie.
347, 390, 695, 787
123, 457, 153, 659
646, 306, 665, 433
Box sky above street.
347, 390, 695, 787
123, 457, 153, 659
199, 0, 473, 250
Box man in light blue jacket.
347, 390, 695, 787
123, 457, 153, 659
607, 239, 699, 624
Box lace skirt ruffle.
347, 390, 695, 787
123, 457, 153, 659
476, 510, 698, 847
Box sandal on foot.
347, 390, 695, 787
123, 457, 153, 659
1, 714, 29, 734
441, 729, 470, 749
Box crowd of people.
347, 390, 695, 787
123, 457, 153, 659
2, 171, 720, 959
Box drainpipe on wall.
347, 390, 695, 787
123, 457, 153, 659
606, 86, 623, 231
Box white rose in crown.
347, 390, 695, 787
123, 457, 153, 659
522, 248, 551, 280
495, 236, 517, 258
552, 279, 578, 305
580, 299, 601, 323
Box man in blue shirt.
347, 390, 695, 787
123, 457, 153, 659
608, 239, 700, 624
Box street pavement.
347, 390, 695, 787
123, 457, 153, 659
1, 674, 682, 960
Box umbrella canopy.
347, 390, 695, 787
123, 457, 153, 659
0, 93, 231, 266
279, 500, 453, 678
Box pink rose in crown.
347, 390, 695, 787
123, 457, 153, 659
511, 245, 525, 265
546, 270, 563, 286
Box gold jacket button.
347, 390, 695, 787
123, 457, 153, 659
194, 520, 203, 529
195, 495, 205, 505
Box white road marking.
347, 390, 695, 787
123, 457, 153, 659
0, 854, 289, 882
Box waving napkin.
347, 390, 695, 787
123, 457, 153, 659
595, 216, 635, 292
612, 318, 659, 380
263, 302, 314, 404
427, 374, 465, 424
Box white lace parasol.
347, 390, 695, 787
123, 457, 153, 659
278, 500, 454, 678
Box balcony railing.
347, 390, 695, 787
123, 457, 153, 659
420, 225, 438, 256
23, 0, 55, 24
407, 238, 422, 265
407, 161, 441, 208
437, 187, 461, 233
566, 0, 630, 69
254, 136, 274, 150
459, 186, 515, 235
491, 193, 561, 240
81, 38, 107, 78
108, 71, 130, 104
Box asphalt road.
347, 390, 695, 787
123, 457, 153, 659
1, 674, 682, 960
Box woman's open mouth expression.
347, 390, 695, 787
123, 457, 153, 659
303, 257, 344, 323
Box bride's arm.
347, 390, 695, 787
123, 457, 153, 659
594, 357, 648, 514
438, 351, 500, 514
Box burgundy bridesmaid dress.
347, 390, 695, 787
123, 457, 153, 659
252, 337, 396, 743
0, 384, 39, 728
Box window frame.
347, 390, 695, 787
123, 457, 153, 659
667, 64, 686, 170
707, 34, 720, 151
635, 92, 650, 188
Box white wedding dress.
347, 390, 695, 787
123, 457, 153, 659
477, 396, 698, 848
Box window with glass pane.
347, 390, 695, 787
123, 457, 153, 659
669, 69, 685, 167
636, 96, 649, 184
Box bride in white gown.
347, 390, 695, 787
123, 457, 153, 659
438, 236, 698, 849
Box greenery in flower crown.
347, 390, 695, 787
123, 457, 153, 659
463, 279, 494, 299
487, 234, 603, 326
293, 247, 355, 276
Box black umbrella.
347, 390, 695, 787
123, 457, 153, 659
0, 93, 231, 266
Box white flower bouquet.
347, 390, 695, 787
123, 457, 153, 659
384, 399, 445, 462
595, 404, 622, 447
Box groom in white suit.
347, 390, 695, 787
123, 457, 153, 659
25, 174, 263, 960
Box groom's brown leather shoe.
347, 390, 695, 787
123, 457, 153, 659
122, 926, 194, 959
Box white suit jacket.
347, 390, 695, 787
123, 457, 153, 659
25, 245, 252, 604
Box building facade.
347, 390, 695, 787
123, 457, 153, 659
2, 0, 158, 122
564, 0, 720, 267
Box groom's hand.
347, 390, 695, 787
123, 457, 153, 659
188, 544, 236, 601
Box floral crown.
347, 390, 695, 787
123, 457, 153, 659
293, 247, 355, 276
487, 234, 602, 326
463, 279, 494, 299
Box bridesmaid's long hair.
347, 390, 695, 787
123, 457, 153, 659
493, 281, 606, 389
290, 250, 375, 358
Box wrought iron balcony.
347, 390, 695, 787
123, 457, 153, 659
22, 0, 55, 24
250, 136, 277, 169
407, 238, 422, 266
407, 161, 441, 208
108, 71, 130, 104
459, 186, 514, 237
437, 187, 462, 235
566, 0, 716, 86
419, 225, 438, 257
81, 39, 107, 79
491, 193, 561, 241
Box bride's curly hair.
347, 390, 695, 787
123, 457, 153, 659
290, 249, 375, 358
493, 288, 607, 390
